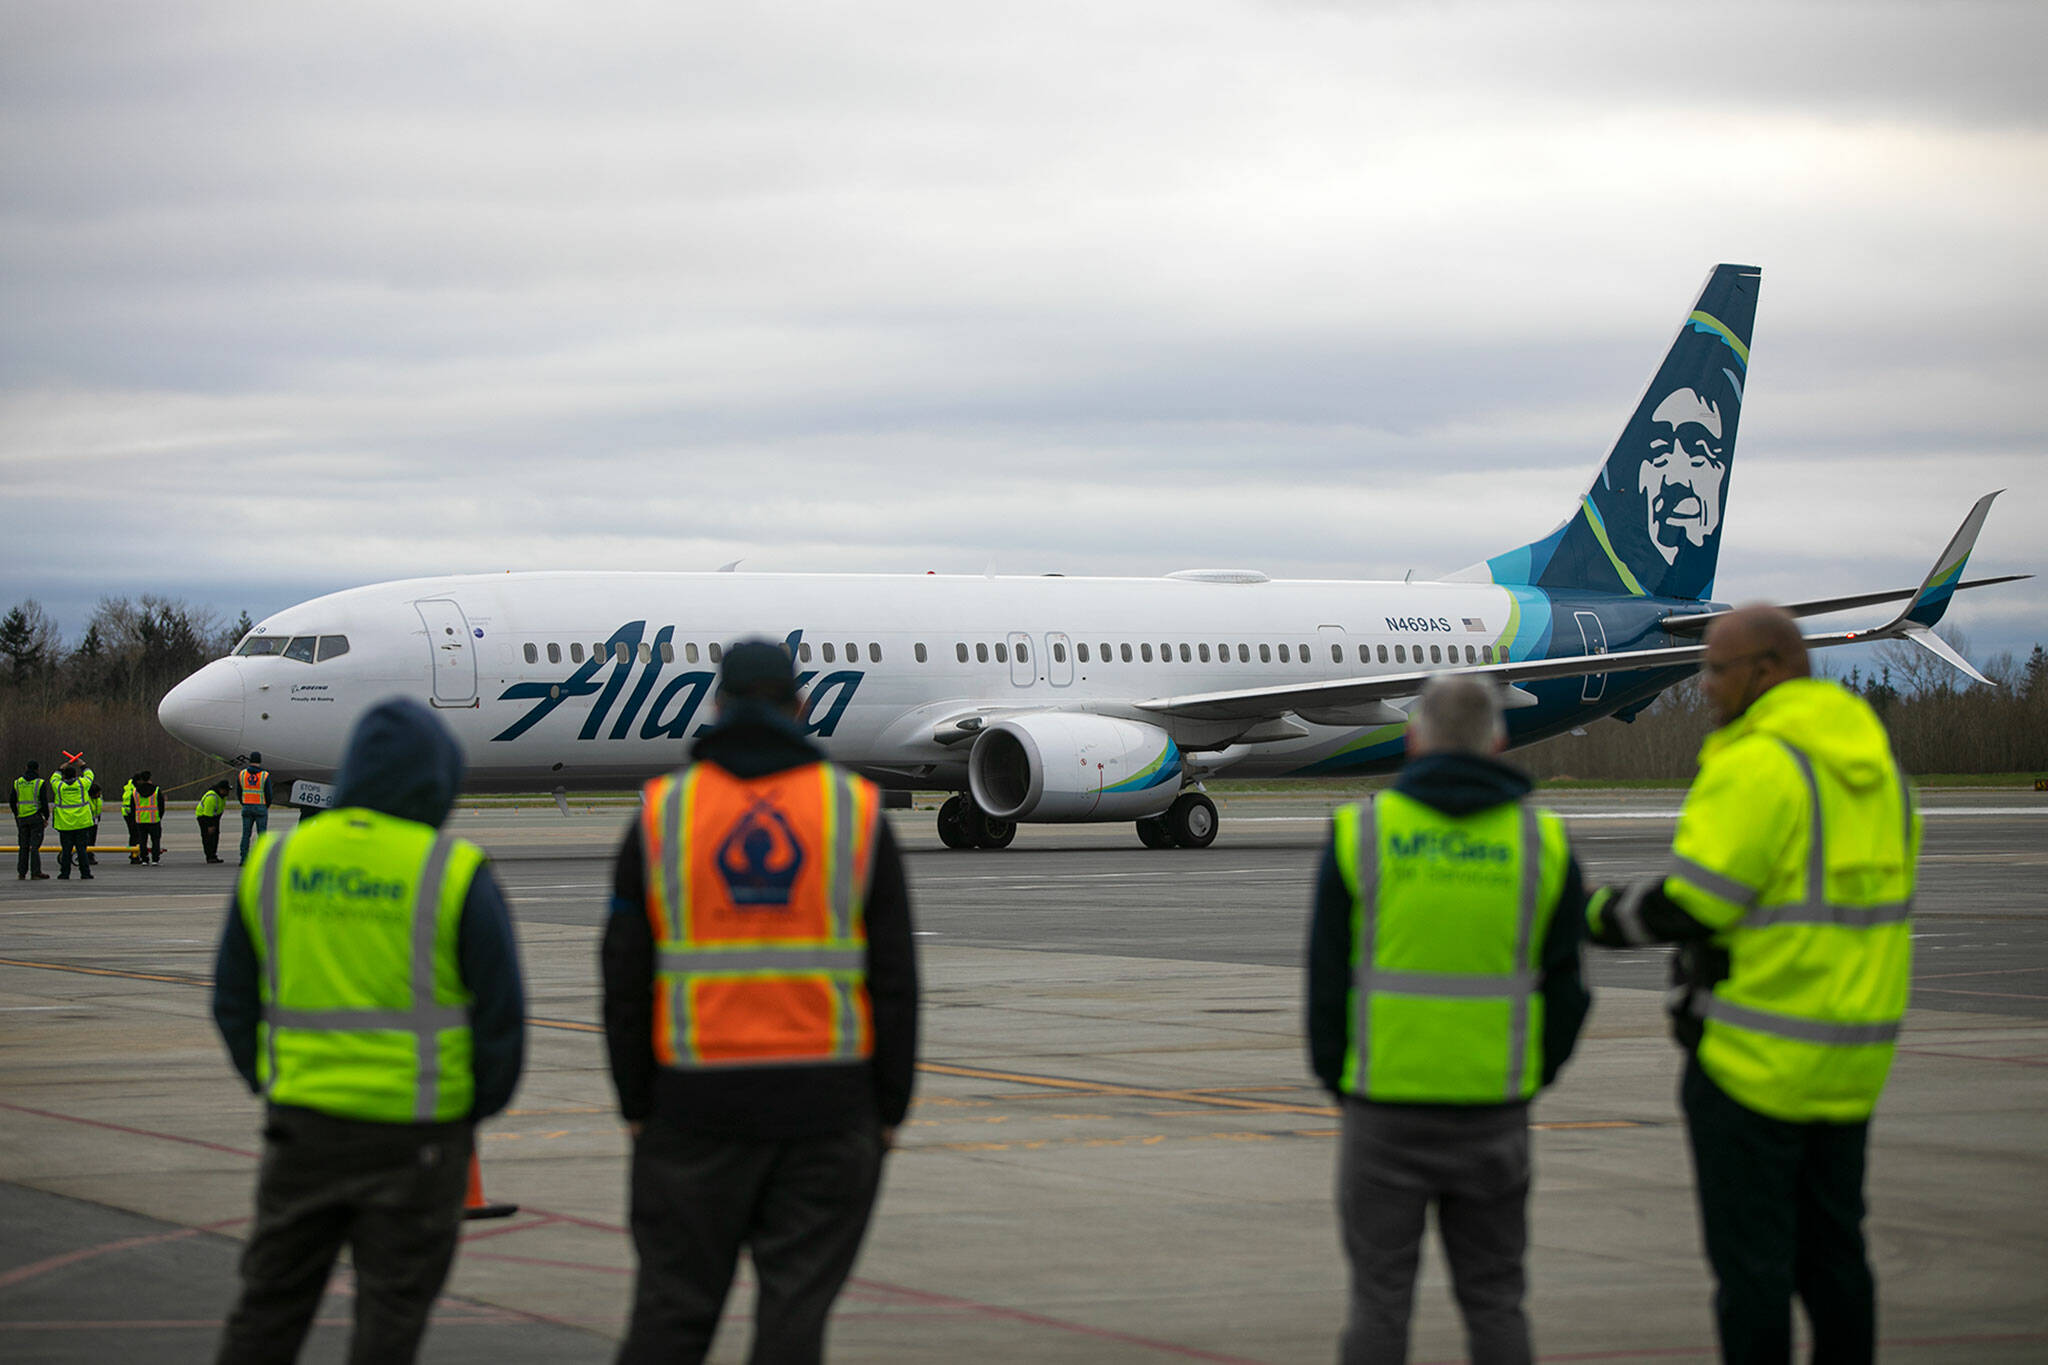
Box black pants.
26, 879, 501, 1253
56, 827, 92, 877
199, 816, 222, 861
126, 814, 141, 860
137, 822, 162, 861
619, 1122, 885, 1365
1683, 1057, 1875, 1365
216, 1106, 473, 1365
15, 818, 44, 877
1338, 1098, 1532, 1365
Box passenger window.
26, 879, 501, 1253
317, 635, 350, 662
822, 643, 836, 663
1141, 643, 1154, 662
548, 643, 562, 664
1217, 642, 1229, 661
1234, 644, 1246, 662
1430, 645, 1442, 664
1178, 643, 1191, 662
1377, 645, 1388, 663
1077, 643, 1090, 663
1053, 642, 1067, 662
1394, 645, 1405, 663
1016, 642, 1028, 663
869, 643, 881, 663
1159, 642, 1170, 661
956, 643, 968, 662
845, 643, 857, 662
1333, 645, 1343, 663
916, 643, 928, 663
684, 643, 699, 663
995, 642, 1008, 663
1465, 645, 1477, 664
1259, 644, 1272, 662
1299, 644, 1310, 663
1482, 644, 1493, 663
1120, 643, 1133, 662
1277, 643, 1290, 663
616, 642, 631, 664
639, 643, 653, 663
571, 643, 585, 663
283, 636, 317, 663
709, 643, 723, 664
523, 643, 538, 665
976, 643, 989, 663
236, 635, 288, 656
661, 642, 675, 663
800, 643, 813, 662
1198, 643, 1210, 662
1100, 642, 1112, 662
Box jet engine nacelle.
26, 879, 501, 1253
968, 714, 1183, 822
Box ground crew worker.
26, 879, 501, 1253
1585, 606, 1916, 1364
603, 639, 919, 1365
122, 773, 142, 863
132, 771, 164, 864
12, 759, 50, 880
197, 780, 231, 863
237, 752, 271, 863
50, 764, 96, 880
1308, 674, 1590, 1365
211, 699, 526, 1364
76, 756, 101, 872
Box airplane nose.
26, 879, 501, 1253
158, 659, 245, 756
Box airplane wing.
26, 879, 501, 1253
1138, 492, 2008, 724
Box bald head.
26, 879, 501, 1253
1701, 604, 1807, 724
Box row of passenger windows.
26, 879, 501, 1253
517, 637, 1498, 669
236, 634, 351, 663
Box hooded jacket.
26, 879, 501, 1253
602, 698, 919, 1137
211, 698, 527, 1121
1307, 751, 1591, 1101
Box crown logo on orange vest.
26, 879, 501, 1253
716, 798, 805, 908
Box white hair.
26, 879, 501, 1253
1408, 674, 1507, 756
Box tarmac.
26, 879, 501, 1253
3, 788, 2046, 1362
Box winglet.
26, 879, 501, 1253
1893, 490, 2001, 631
1901, 625, 1991, 685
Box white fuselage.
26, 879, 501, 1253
160, 570, 1541, 791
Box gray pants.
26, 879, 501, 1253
1338, 1099, 1532, 1365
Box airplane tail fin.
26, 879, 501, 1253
1452, 264, 1762, 601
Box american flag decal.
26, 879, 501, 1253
1463, 617, 1485, 632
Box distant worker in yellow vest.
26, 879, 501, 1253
603, 639, 920, 1365
237, 751, 272, 863
11, 759, 50, 880
211, 699, 526, 1364
1308, 674, 1591, 1365
49, 764, 97, 880
196, 779, 232, 864
1586, 606, 1915, 1364
121, 773, 142, 863
131, 771, 164, 864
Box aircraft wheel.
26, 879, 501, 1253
1135, 816, 1175, 849
976, 815, 1017, 849
937, 796, 973, 850
1167, 792, 1218, 849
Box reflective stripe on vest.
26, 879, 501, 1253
51, 779, 93, 830
1341, 795, 1547, 1103
644, 763, 878, 1071
241, 770, 267, 806
135, 790, 162, 823
252, 820, 475, 1122
13, 777, 43, 816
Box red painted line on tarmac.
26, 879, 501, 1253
459, 1249, 633, 1277
0, 1100, 259, 1159
458, 1213, 564, 1243
0, 1216, 246, 1292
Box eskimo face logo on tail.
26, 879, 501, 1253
491, 625, 860, 743
1638, 386, 1729, 564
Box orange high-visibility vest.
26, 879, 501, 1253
642, 762, 881, 1070
240, 769, 267, 806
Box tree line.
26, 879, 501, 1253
3, 597, 2041, 802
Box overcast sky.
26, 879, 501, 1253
4, 1, 2042, 671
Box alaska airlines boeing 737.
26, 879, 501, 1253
159, 265, 2021, 848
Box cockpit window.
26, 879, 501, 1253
283, 636, 317, 663
237, 636, 289, 657
317, 635, 350, 662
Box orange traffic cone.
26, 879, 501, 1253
461, 1153, 518, 1221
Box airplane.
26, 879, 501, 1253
158, 264, 2024, 850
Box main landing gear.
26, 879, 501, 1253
1136, 791, 1218, 850
937, 794, 1017, 850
